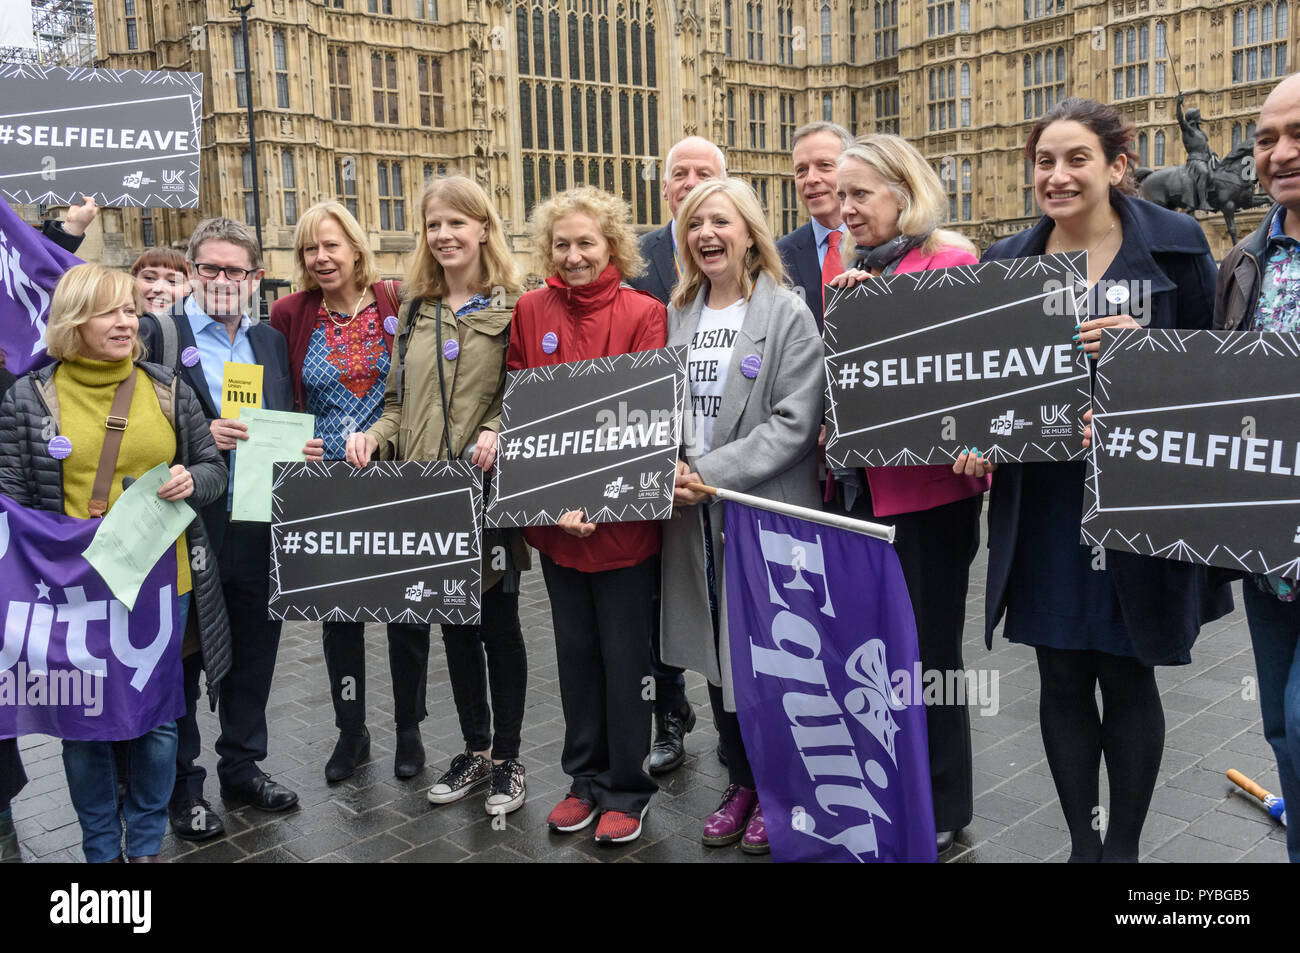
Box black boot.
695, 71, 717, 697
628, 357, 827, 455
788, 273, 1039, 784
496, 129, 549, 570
325, 727, 371, 783
649, 702, 697, 775
394, 728, 425, 779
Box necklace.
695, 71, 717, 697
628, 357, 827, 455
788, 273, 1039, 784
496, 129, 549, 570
1047, 214, 1118, 260
326, 290, 368, 329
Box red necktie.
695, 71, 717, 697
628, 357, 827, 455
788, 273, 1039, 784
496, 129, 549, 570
822, 230, 844, 309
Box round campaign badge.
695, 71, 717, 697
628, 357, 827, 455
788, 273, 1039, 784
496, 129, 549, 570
47, 436, 72, 460
741, 354, 762, 379
180, 346, 200, 367
443, 339, 460, 361
384, 315, 398, 335
1105, 284, 1130, 307
542, 331, 559, 354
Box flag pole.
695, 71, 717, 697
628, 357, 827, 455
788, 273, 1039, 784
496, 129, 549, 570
685, 482, 897, 543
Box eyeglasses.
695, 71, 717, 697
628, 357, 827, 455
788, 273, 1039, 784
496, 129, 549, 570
192, 262, 256, 281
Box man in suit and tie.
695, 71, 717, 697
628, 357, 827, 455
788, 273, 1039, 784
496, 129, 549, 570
628, 136, 725, 774
776, 122, 853, 331
141, 218, 323, 841
631, 136, 727, 305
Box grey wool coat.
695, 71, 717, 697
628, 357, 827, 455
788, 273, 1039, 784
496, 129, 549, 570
659, 272, 823, 711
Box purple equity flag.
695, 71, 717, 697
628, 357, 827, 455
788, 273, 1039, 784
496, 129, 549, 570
724, 499, 937, 862
0, 199, 82, 376
0, 495, 184, 741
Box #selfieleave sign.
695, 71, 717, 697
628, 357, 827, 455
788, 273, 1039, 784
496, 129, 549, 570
0, 65, 202, 208
824, 252, 1091, 467
486, 347, 686, 528
269, 461, 483, 625
1083, 328, 1300, 578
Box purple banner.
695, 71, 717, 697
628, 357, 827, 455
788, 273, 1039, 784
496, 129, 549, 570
0, 198, 82, 376
0, 495, 184, 741
724, 500, 937, 862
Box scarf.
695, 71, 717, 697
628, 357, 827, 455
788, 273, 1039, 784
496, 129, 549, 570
852, 233, 927, 276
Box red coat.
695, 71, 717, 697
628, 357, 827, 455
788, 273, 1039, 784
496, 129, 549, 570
269, 281, 401, 412
507, 265, 667, 572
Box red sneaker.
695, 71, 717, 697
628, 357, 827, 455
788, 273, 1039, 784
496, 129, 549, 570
547, 792, 597, 833
594, 806, 647, 845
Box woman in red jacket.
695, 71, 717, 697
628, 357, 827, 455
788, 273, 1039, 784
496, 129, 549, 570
508, 186, 666, 845
269, 201, 426, 785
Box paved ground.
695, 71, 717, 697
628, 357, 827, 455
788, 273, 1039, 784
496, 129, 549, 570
10, 516, 1292, 863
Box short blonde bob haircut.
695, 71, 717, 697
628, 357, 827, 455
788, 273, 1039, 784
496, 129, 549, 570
671, 178, 785, 311
406, 175, 521, 302
292, 201, 381, 294
46, 264, 144, 363
528, 186, 645, 282
836, 134, 977, 266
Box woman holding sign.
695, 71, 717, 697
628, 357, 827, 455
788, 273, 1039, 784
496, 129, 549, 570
0, 263, 229, 862
954, 98, 1232, 862
823, 134, 989, 855
508, 186, 666, 844
271, 201, 429, 785
344, 177, 532, 815
660, 178, 823, 855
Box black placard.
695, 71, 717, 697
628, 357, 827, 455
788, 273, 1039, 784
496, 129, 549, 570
486, 347, 686, 528
269, 461, 482, 625
0, 65, 202, 208
1083, 328, 1300, 578
824, 252, 1092, 466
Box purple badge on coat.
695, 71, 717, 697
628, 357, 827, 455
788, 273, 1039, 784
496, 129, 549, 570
180, 346, 200, 367
443, 339, 460, 361
384, 315, 398, 336
741, 354, 762, 379
47, 436, 72, 459
541, 331, 558, 354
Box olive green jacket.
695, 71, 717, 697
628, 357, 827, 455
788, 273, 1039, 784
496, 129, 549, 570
366, 296, 531, 586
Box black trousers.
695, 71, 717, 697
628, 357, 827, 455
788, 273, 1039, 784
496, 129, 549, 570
440, 578, 527, 760
829, 481, 981, 832
0, 738, 25, 808
322, 620, 430, 733
540, 554, 658, 815
174, 522, 283, 800
648, 560, 687, 715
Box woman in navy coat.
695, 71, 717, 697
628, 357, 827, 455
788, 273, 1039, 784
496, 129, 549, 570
955, 98, 1233, 862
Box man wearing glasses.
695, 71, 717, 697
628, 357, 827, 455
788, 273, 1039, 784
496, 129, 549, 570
142, 218, 322, 842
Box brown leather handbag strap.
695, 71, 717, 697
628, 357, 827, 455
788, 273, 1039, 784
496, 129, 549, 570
87, 369, 137, 518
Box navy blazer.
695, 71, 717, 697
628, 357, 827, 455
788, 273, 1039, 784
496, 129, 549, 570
629, 223, 677, 305
981, 193, 1233, 666
139, 308, 293, 556
776, 221, 826, 331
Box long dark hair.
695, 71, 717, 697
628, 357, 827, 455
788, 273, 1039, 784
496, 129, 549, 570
1025, 97, 1141, 199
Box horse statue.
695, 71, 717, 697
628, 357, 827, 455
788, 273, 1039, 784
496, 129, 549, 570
1136, 142, 1270, 244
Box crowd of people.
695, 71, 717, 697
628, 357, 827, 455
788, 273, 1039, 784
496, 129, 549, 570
2, 73, 1300, 864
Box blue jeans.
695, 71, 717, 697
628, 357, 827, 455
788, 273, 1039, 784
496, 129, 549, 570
1243, 581, 1300, 863
62, 595, 188, 862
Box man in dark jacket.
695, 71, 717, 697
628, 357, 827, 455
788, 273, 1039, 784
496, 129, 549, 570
627, 136, 725, 772
1211, 73, 1300, 863
142, 218, 322, 842
777, 122, 852, 332
629, 136, 726, 306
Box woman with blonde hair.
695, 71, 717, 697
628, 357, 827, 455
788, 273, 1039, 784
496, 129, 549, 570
347, 175, 533, 815
0, 263, 228, 861
660, 177, 823, 855
507, 186, 666, 844
268, 200, 428, 783
824, 133, 989, 854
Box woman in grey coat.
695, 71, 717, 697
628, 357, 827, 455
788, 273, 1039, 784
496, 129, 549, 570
660, 179, 823, 854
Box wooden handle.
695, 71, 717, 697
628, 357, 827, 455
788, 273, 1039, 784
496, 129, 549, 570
685, 482, 717, 496
1227, 769, 1272, 802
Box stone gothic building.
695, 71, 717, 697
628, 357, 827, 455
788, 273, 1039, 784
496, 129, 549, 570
90, 0, 1288, 279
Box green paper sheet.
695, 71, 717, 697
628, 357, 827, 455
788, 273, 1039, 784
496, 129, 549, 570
231, 408, 316, 523
82, 462, 195, 610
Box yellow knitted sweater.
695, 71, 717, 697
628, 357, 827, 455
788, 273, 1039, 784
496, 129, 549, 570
54, 357, 192, 595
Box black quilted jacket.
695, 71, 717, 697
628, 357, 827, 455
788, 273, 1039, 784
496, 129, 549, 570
0, 360, 232, 704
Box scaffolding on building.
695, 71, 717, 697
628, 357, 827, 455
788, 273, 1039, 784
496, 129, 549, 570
1, 0, 97, 68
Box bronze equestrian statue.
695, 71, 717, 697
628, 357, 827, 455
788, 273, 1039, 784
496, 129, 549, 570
1136, 92, 1269, 243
